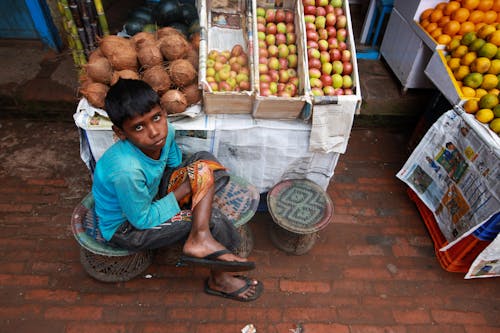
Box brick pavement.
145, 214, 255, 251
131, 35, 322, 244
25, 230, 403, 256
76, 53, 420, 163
0, 116, 498, 333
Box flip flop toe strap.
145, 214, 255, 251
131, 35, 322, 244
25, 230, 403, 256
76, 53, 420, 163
204, 249, 232, 260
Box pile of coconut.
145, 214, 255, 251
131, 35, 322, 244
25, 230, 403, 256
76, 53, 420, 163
80, 27, 201, 115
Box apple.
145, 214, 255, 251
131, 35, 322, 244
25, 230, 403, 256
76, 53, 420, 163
219, 81, 231, 91
304, 5, 317, 15
344, 88, 353, 95
342, 62, 353, 75
259, 56, 268, 65
321, 61, 333, 75
216, 55, 227, 64
333, 7, 344, 15
315, 16, 326, 30
310, 77, 323, 89
268, 57, 280, 70
278, 44, 290, 58
285, 11, 294, 23
259, 47, 269, 58
266, 34, 276, 46
306, 30, 319, 42
309, 68, 321, 79
289, 76, 300, 87
337, 28, 347, 42
327, 37, 339, 50
334, 88, 344, 95
236, 73, 249, 83
219, 68, 230, 80
237, 54, 248, 66
206, 67, 216, 77
307, 40, 319, 49
326, 13, 336, 26
308, 48, 321, 59
331, 73, 343, 88
316, 7, 326, 17
257, 16, 266, 25
258, 22, 266, 32
318, 39, 329, 52
311, 87, 324, 96
305, 22, 316, 32
284, 82, 297, 96
276, 33, 287, 45
214, 61, 224, 71
269, 81, 278, 94
221, 50, 231, 59
277, 22, 287, 34
304, 15, 316, 24
259, 63, 269, 74
342, 75, 352, 88
308, 57, 322, 70
258, 40, 266, 49
266, 22, 277, 35
214, 72, 221, 82
279, 69, 290, 83
317, 28, 328, 41
286, 32, 296, 45
277, 82, 286, 92
260, 74, 271, 83
329, 48, 341, 61
323, 86, 335, 96
268, 45, 279, 57
278, 91, 292, 97
276, 9, 286, 22
265, 9, 276, 22
338, 41, 347, 51
287, 54, 298, 68
320, 51, 330, 63
239, 80, 250, 90
208, 50, 219, 60
260, 88, 271, 96
332, 60, 343, 74
325, 5, 334, 13
258, 31, 266, 41
230, 62, 241, 72
287, 68, 297, 78
336, 15, 347, 29
341, 50, 351, 62
303, 0, 315, 6
288, 44, 297, 54
260, 82, 269, 90
209, 81, 218, 91
257, 7, 266, 17
326, 26, 337, 37
316, 0, 328, 7
286, 22, 295, 33
240, 67, 250, 75
269, 69, 279, 82
279, 57, 288, 69
320, 74, 333, 87
226, 77, 237, 89
206, 58, 215, 68
330, 0, 342, 8
230, 70, 237, 79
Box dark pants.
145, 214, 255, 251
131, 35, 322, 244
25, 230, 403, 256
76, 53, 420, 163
109, 152, 241, 252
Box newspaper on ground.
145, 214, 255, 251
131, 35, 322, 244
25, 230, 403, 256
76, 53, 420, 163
397, 110, 500, 251
465, 234, 500, 279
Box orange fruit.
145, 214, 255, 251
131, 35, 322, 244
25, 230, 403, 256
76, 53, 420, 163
451, 7, 470, 22
479, 92, 499, 108
437, 34, 452, 45
448, 57, 462, 70
454, 65, 471, 80
426, 22, 439, 33
420, 8, 434, 21
481, 73, 499, 89
445, 1, 462, 15
462, 0, 480, 10
443, 20, 461, 35
436, 2, 448, 11
462, 86, 478, 97
460, 21, 476, 35
475, 88, 489, 98
461, 51, 478, 65
431, 28, 443, 39
471, 56, 492, 72
475, 22, 487, 31
493, 0, 500, 11
477, 24, 496, 38
438, 15, 451, 27
430, 9, 444, 23
477, 0, 494, 11
483, 10, 498, 24
420, 19, 431, 28
468, 10, 485, 23
487, 30, 500, 46
475, 108, 495, 122
463, 98, 480, 113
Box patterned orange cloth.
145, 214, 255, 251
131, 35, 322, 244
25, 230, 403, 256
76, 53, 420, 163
167, 160, 226, 209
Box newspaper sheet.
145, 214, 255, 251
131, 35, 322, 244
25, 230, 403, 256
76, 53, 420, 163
397, 110, 500, 251
465, 234, 500, 279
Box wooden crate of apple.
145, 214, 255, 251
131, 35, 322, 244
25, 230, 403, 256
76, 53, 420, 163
256, 6, 300, 97
303, 0, 355, 96
205, 44, 251, 92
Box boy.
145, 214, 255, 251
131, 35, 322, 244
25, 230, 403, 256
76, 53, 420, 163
92, 79, 262, 302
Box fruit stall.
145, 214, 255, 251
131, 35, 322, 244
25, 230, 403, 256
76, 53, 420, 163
71, 0, 361, 196
380, 0, 499, 278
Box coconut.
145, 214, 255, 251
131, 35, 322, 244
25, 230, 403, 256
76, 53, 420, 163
158, 34, 189, 61
157, 26, 185, 40
142, 65, 171, 95
136, 40, 164, 68
84, 56, 113, 84
168, 59, 196, 87
99, 35, 138, 71
185, 45, 199, 70
88, 48, 104, 63
131, 31, 156, 46
160, 89, 188, 114
80, 82, 109, 109
181, 83, 202, 105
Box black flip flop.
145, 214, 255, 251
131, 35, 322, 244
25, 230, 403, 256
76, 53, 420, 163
204, 276, 263, 302
177, 249, 256, 271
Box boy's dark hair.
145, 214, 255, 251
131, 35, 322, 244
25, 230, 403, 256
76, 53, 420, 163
105, 78, 160, 129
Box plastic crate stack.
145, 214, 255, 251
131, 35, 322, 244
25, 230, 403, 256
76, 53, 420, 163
57, 0, 110, 66
407, 188, 499, 273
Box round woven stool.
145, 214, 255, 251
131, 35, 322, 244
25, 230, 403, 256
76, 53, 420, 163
267, 179, 334, 255
71, 175, 259, 282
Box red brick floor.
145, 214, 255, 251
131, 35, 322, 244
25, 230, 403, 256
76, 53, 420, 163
0, 118, 498, 333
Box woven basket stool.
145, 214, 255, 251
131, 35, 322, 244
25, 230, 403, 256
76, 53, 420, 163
71, 175, 260, 282
267, 179, 334, 255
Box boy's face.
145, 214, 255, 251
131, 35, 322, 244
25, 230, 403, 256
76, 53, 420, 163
113, 105, 168, 160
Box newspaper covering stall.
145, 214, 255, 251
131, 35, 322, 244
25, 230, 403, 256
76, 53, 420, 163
465, 234, 500, 279
397, 110, 500, 252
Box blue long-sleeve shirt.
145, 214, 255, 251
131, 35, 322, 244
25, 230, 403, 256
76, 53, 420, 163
92, 123, 183, 241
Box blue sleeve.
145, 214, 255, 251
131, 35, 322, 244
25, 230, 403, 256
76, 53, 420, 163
112, 170, 181, 230
166, 124, 182, 168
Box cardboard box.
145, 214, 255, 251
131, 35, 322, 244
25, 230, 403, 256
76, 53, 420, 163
424, 49, 464, 106
251, 0, 309, 119
302, 0, 361, 116
198, 0, 255, 114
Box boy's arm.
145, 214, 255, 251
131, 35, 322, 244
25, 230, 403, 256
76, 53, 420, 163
166, 124, 182, 168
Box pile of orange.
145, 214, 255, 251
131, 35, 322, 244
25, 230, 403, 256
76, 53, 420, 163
419, 0, 500, 46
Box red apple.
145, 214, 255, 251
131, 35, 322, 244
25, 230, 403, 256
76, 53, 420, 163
308, 57, 321, 69
278, 91, 292, 97
327, 37, 339, 50
266, 22, 277, 35
334, 7, 344, 16
259, 63, 269, 74
277, 82, 286, 92
269, 69, 279, 82
286, 22, 295, 33
337, 28, 347, 42
309, 68, 321, 79
219, 81, 231, 91
276, 33, 287, 45
329, 48, 341, 61
265, 9, 276, 22
341, 50, 351, 62
310, 77, 323, 89
323, 85, 335, 96
344, 88, 353, 95
338, 41, 347, 51
268, 57, 279, 70
279, 69, 290, 83
287, 54, 298, 68
268, 45, 279, 57
307, 40, 319, 49
258, 22, 266, 32
304, 5, 317, 15
257, 16, 266, 25
318, 39, 329, 52
260, 82, 269, 90
259, 47, 269, 58
336, 15, 347, 29
285, 11, 294, 23
311, 87, 324, 96
260, 74, 272, 83
275, 9, 286, 22
284, 82, 297, 96
320, 50, 330, 63
316, 7, 326, 17
239, 80, 250, 90
317, 28, 328, 41
334, 88, 344, 95
325, 5, 334, 14
320, 74, 333, 87
342, 62, 353, 75
259, 56, 268, 65
260, 88, 272, 96
277, 22, 287, 34
306, 30, 319, 42
305, 22, 316, 32
289, 76, 299, 86
258, 40, 266, 49
279, 57, 288, 69
326, 26, 337, 37
231, 62, 241, 72
326, 13, 336, 26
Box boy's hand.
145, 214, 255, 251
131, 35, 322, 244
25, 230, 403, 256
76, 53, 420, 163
173, 178, 191, 201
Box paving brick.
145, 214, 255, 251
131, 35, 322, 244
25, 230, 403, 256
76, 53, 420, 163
282, 307, 337, 322
349, 325, 407, 333
279, 279, 331, 293
0, 273, 49, 287
142, 323, 192, 333
44, 306, 103, 321
302, 323, 349, 333
430, 310, 487, 325
24, 289, 79, 303
66, 323, 128, 333
392, 308, 431, 324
